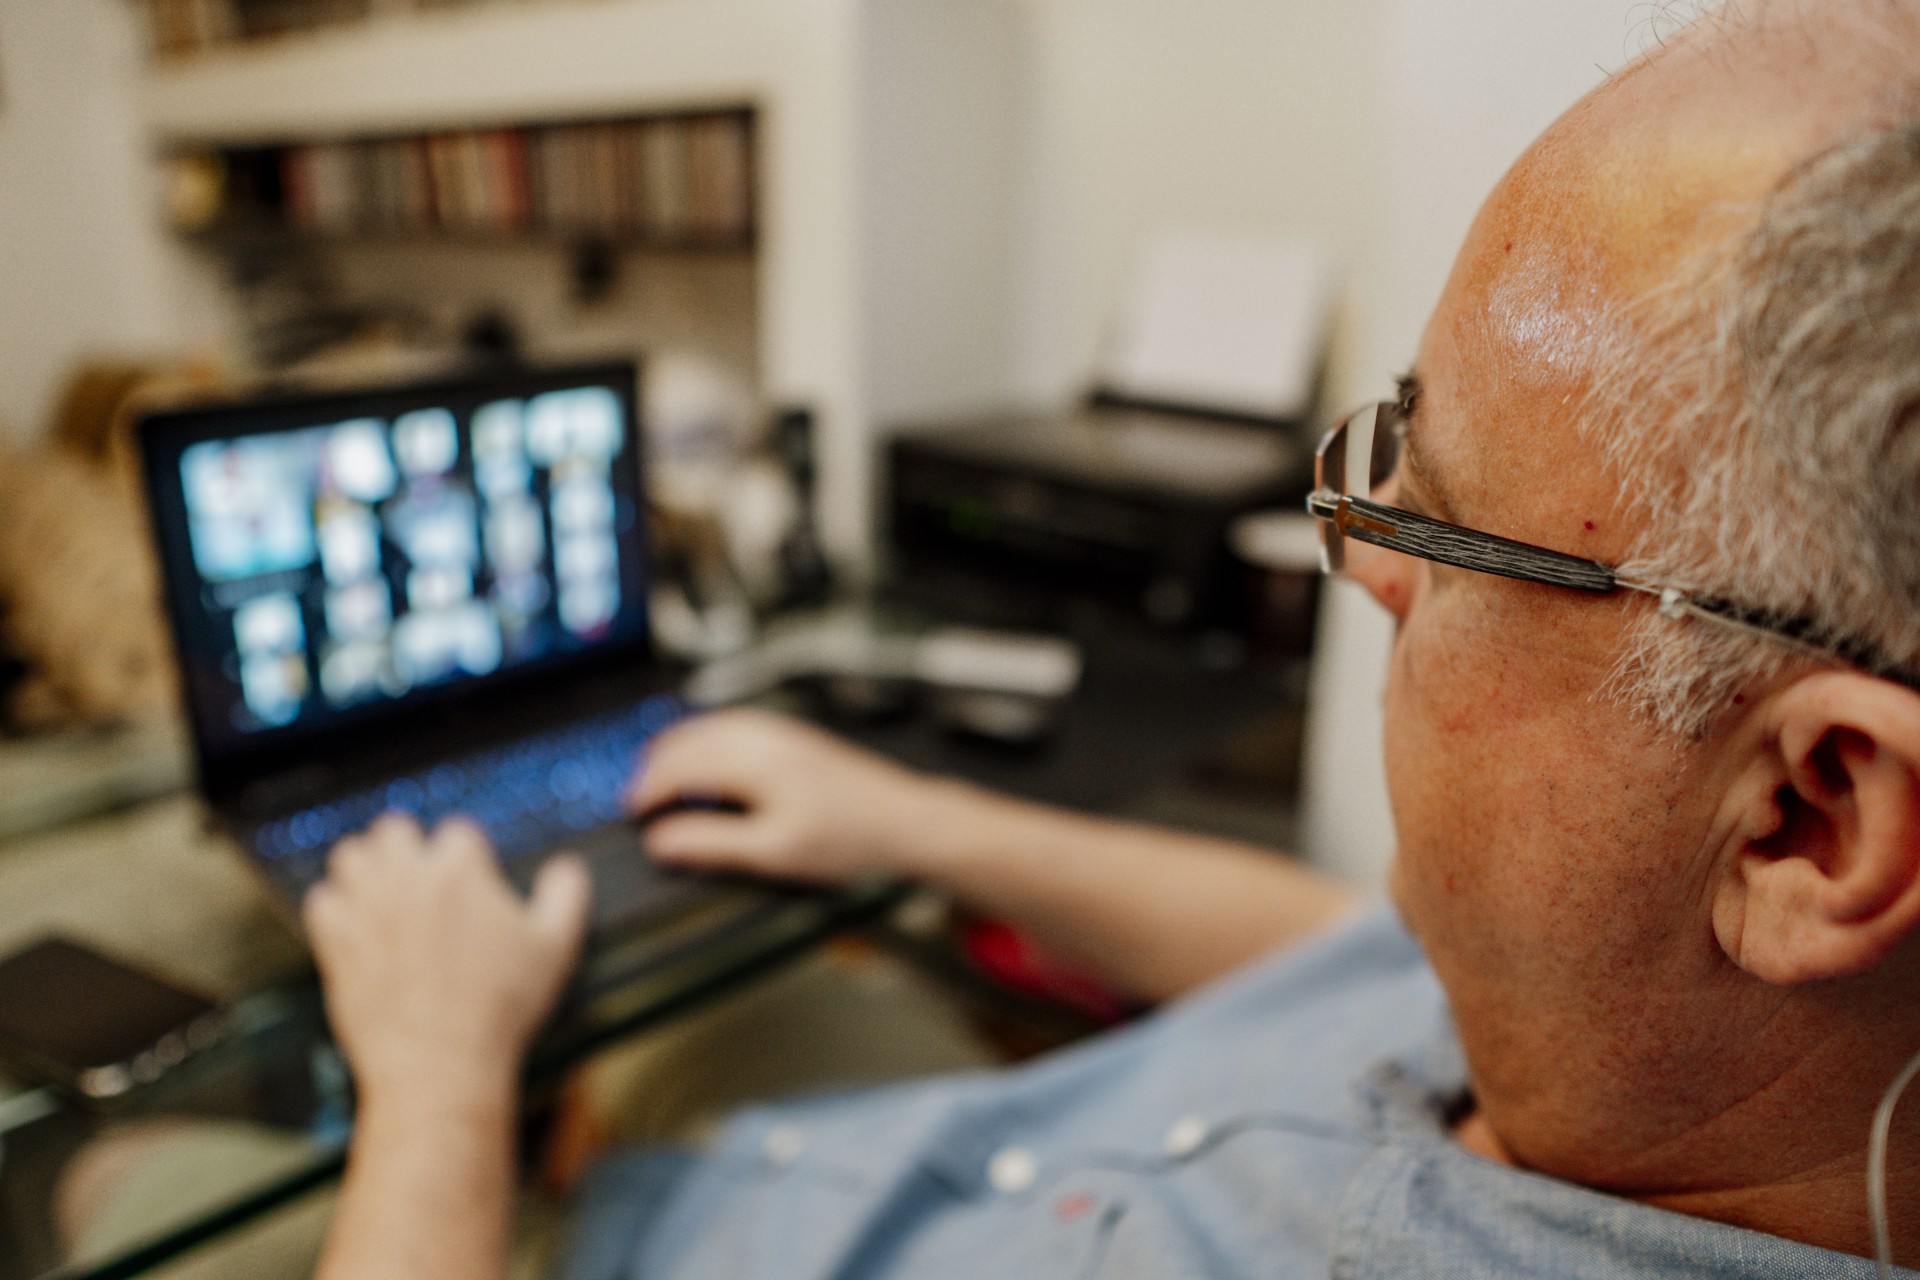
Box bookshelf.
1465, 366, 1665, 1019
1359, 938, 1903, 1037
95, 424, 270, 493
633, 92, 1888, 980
139, 0, 1025, 569
177, 110, 756, 249
144, 1, 573, 62
144, 0, 356, 59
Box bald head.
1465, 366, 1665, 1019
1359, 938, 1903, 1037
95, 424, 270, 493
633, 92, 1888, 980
1445, 0, 1916, 390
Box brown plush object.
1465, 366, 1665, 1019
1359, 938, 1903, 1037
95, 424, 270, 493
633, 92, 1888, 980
0, 362, 219, 731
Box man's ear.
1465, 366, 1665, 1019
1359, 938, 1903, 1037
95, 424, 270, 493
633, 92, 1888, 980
1714, 671, 1920, 985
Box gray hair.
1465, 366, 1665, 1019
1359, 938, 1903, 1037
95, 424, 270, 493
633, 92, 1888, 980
1589, 78, 1920, 736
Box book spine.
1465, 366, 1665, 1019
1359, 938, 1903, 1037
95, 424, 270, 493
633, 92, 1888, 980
499, 129, 532, 234
405, 136, 434, 232
198, 107, 756, 247
425, 133, 457, 232
281, 147, 311, 230
641, 117, 690, 246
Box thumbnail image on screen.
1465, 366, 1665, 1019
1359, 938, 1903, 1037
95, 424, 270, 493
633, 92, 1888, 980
178, 386, 637, 735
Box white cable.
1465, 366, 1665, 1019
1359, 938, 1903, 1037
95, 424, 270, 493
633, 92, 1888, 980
1870, 1043, 1920, 1279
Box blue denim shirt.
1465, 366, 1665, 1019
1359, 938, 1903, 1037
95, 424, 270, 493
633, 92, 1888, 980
559, 906, 1900, 1279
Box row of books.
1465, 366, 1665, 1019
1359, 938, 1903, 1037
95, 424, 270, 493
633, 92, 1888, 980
147, 0, 365, 57
145, 0, 495, 59
206, 113, 756, 248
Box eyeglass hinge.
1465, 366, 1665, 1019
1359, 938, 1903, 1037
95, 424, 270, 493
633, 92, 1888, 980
1334, 497, 1398, 539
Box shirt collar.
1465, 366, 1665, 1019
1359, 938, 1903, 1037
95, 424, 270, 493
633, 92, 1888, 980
1337, 1022, 1910, 1279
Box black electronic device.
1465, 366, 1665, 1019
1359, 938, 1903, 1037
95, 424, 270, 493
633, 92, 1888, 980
136, 362, 707, 931
0, 936, 224, 1103
888, 407, 1311, 629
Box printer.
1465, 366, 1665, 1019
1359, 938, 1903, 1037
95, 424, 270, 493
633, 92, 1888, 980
889, 233, 1333, 629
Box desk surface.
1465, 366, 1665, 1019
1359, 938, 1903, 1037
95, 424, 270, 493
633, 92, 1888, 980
0, 604, 1300, 1280
0, 882, 903, 1280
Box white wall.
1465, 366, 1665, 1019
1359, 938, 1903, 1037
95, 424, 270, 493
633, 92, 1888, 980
859, 0, 1022, 428
1008, 0, 1390, 415
0, 0, 212, 441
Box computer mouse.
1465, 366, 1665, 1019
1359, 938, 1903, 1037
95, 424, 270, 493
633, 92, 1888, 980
629, 794, 750, 832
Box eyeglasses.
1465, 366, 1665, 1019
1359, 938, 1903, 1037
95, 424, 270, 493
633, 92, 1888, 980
1305, 399, 1920, 694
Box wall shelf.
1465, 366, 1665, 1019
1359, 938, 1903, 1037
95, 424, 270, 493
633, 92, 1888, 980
174, 110, 756, 249
143, 1, 787, 146
140, 0, 1026, 567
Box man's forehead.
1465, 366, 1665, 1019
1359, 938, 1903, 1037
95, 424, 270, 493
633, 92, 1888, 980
1446, 1, 1906, 349
1409, 16, 1859, 536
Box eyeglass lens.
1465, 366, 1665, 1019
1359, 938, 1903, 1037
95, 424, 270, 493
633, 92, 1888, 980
1350, 401, 1404, 497
1316, 401, 1406, 574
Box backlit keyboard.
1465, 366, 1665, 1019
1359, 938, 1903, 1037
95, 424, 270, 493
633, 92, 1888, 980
251, 695, 685, 888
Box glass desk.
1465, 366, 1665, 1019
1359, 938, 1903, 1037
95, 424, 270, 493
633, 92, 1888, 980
0, 767, 903, 1280
0, 599, 1303, 1280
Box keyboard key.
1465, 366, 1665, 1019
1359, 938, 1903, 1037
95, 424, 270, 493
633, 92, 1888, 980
254, 695, 684, 874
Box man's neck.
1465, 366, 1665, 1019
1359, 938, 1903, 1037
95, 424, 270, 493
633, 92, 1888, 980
1451, 1104, 1920, 1264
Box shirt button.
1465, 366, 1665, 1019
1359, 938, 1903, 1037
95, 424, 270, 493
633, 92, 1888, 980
1054, 1191, 1096, 1221
987, 1145, 1038, 1194
762, 1125, 806, 1166
1163, 1115, 1209, 1159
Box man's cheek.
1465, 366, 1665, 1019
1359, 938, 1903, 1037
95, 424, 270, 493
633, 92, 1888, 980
1382, 621, 1533, 909
1386, 606, 1512, 743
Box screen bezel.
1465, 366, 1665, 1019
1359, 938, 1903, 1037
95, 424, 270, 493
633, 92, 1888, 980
138, 360, 653, 805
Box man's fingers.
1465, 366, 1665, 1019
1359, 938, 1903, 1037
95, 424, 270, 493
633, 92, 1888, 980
528, 853, 593, 952
628, 732, 745, 813
643, 812, 773, 870
430, 817, 501, 875
429, 817, 490, 851
625, 713, 780, 813
302, 880, 339, 939
367, 811, 424, 844
331, 836, 403, 895
330, 812, 427, 886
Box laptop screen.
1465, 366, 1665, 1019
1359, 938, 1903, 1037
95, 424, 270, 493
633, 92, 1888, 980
140, 363, 651, 785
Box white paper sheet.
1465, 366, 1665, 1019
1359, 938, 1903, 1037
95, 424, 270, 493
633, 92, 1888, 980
1101, 232, 1335, 421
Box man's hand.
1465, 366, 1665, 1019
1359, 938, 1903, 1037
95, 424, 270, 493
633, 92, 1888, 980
305, 817, 586, 1280
627, 708, 1354, 1004
302, 815, 592, 1098
627, 708, 961, 883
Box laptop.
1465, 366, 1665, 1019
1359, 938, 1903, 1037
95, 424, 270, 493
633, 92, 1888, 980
138, 360, 707, 930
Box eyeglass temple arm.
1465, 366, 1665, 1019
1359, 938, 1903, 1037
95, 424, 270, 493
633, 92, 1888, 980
1614, 581, 1920, 694
1307, 492, 1616, 593
1303, 491, 1920, 694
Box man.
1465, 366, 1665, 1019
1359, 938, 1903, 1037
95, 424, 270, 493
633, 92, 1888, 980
303, 2, 1920, 1275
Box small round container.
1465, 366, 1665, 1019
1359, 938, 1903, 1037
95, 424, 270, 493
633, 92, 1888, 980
1230, 511, 1324, 659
